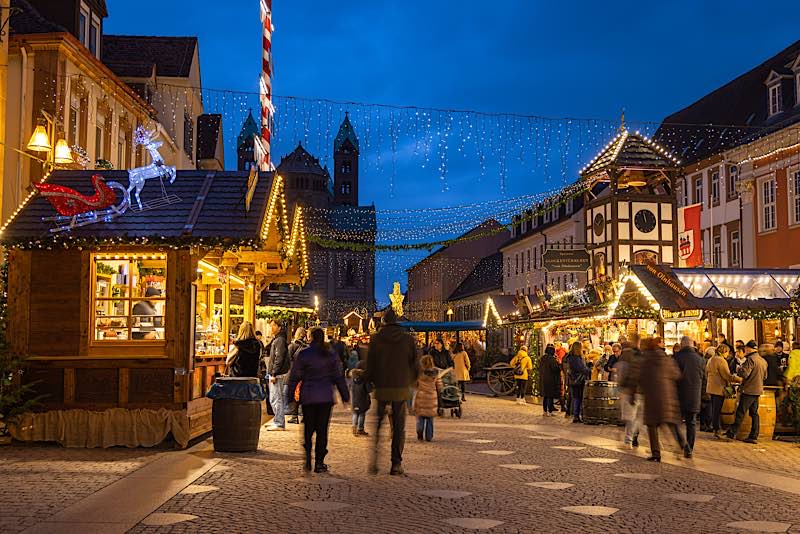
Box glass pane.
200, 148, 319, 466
95, 260, 130, 298
676, 273, 714, 298
131, 258, 167, 298
95, 300, 129, 341
132, 298, 165, 340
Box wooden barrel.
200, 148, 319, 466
721, 396, 737, 426
582, 381, 621, 425
212, 377, 263, 452
734, 387, 777, 441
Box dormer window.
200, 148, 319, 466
769, 83, 782, 116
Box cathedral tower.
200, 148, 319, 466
333, 112, 359, 206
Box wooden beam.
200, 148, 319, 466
63, 368, 75, 405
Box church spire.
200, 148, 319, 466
334, 111, 359, 153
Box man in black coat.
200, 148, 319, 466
365, 309, 418, 476
673, 336, 706, 455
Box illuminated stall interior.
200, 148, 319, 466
1, 169, 309, 448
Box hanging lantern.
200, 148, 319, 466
53, 138, 74, 164
27, 123, 51, 152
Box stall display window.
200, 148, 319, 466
93, 255, 166, 341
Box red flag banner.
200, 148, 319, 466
677, 203, 703, 267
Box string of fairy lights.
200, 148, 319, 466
16, 70, 800, 311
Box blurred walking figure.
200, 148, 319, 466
365, 309, 418, 476
617, 335, 642, 448
539, 345, 561, 416
564, 342, 590, 423
724, 341, 768, 444
350, 361, 371, 436
673, 336, 706, 455
510, 345, 533, 405
414, 355, 443, 442
706, 344, 741, 438
286, 327, 350, 473
638, 337, 691, 462
451, 343, 471, 401
286, 327, 307, 425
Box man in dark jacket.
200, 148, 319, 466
761, 343, 782, 387
673, 336, 705, 454
365, 309, 418, 476
266, 320, 289, 431
725, 341, 768, 443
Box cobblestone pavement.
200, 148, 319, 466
0, 444, 162, 533
465, 391, 800, 481
124, 395, 800, 533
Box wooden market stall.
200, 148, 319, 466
0, 169, 308, 448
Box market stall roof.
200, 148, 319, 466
261, 290, 313, 310
628, 265, 800, 313
399, 320, 485, 332
1, 170, 276, 244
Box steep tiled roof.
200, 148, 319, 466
448, 252, 503, 301
1, 170, 274, 243
261, 290, 313, 310
196, 114, 222, 161
580, 129, 679, 178
103, 61, 155, 78
10, 0, 66, 35
655, 39, 800, 165
276, 143, 329, 176
334, 112, 359, 152
102, 36, 198, 78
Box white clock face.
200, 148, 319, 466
634, 209, 657, 233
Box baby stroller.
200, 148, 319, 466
437, 367, 463, 418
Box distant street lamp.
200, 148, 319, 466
446, 307, 454, 322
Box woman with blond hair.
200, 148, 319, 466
226, 321, 262, 377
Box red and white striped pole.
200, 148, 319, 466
259, 0, 274, 170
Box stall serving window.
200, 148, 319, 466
92, 254, 167, 341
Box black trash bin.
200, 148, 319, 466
207, 377, 266, 452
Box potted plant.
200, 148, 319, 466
0, 352, 43, 444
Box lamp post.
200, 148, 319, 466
25, 109, 73, 174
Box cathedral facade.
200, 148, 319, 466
237, 112, 376, 321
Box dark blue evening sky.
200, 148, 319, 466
106, 1, 798, 304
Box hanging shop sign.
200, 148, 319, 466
542, 249, 591, 272
645, 264, 690, 298
660, 309, 703, 322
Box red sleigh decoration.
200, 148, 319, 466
34, 174, 130, 233
35, 174, 117, 216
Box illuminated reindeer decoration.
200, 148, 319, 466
128, 126, 177, 209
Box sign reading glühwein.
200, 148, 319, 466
542, 249, 591, 272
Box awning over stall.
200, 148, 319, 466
400, 320, 485, 332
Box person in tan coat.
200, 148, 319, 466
451, 342, 471, 402
706, 344, 741, 438
413, 355, 443, 442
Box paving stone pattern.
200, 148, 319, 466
127, 395, 800, 533
0, 446, 161, 533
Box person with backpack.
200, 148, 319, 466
510, 346, 533, 405
564, 342, 590, 423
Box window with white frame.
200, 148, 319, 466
712, 234, 721, 267
533, 247, 538, 269
95, 112, 105, 161
89, 15, 101, 58
728, 165, 739, 199
117, 129, 128, 169
694, 175, 704, 206
790, 167, 800, 226
730, 230, 740, 266
796, 72, 800, 106
679, 178, 688, 207
710, 170, 720, 205
769, 84, 782, 116
515, 254, 519, 275
79, 4, 89, 47
760, 177, 777, 232
68, 95, 80, 146
506, 258, 510, 278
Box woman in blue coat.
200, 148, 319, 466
287, 327, 350, 473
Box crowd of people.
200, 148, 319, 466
223, 309, 465, 476
535, 331, 800, 461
